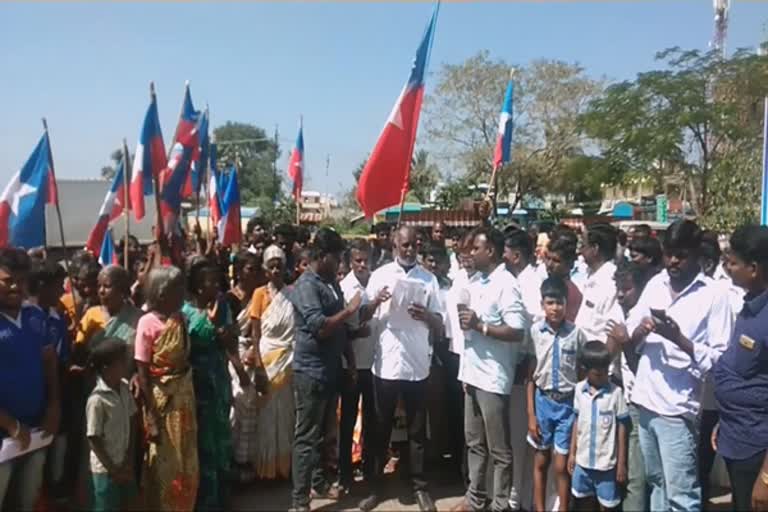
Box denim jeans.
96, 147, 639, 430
0, 448, 47, 510
291, 371, 333, 508
624, 404, 647, 512
638, 406, 700, 512
464, 385, 513, 512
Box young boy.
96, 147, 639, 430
568, 341, 629, 511
27, 260, 71, 501
527, 276, 588, 512
86, 338, 137, 512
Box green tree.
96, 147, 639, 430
424, 51, 604, 209
100, 148, 131, 180
213, 122, 281, 205
581, 47, 768, 218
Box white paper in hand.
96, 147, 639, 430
389, 279, 428, 329
0, 429, 53, 463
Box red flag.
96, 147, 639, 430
356, 6, 438, 218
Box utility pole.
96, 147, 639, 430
273, 124, 279, 203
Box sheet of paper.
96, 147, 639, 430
0, 429, 53, 464
388, 279, 428, 329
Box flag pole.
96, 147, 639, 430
396, 188, 407, 229
122, 138, 132, 269
42, 118, 80, 321
149, 82, 164, 245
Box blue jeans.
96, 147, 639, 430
638, 406, 700, 512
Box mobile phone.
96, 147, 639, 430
650, 308, 667, 323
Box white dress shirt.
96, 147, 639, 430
575, 261, 620, 343
340, 271, 377, 370
445, 268, 470, 355
517, 264, 544, 323
459, 264, 528, 394
627, 271, 734, 418
367, 261, 443, 381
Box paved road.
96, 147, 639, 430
232, 475, 733, 512
233, 471, 467, 511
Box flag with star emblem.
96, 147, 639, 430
287, 119, 304, 201
493, 76, 514, 169
98, 228, 119, 266
0, 132, 58, 248
85, 153, 129, 255
356, 4, 438, 218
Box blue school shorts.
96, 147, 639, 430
571, 464, 621, 509
526, 387, 575, 455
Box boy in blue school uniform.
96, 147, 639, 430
568, 341, 629, 511
0, 249, 61, 510
27, 260, 71, 501
526, 276, 588, 512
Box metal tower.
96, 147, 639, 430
712, 0, 730, 58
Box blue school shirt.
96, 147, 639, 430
0, 305, 50, 437
714, 290, 768, 461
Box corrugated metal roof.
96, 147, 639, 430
45, 179, 157, 247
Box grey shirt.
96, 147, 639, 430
289, 270, 347, 383
86, 377, 136, 474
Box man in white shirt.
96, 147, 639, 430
504, 229, 543, 322
359, 226, 444, 512
625, 220, 733, 512
338, 239, 378, 491
575, 224, 620, 345
452, 227, 528, 512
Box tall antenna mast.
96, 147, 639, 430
712, 0, 730, 59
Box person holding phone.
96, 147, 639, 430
625, 220, 733, 512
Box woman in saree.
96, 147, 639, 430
182, 255, 241, 511
69, 265, 143, 505
77, 265, 143, 379
135, 266, 199, 512
247, 244, 296, 480
228, 251, 264, 483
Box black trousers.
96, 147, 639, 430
371, 376, 429, 493
698, 409, 719, 501
338, 369, 376, 486
725, 450, 766, 512
291, 371, 334, 508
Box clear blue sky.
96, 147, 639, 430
1, 1, 766, 199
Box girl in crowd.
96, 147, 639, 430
182, 256, 238, 511
248, 245, 296, 479
229, 251, 264, 483
135, 266, 199, 512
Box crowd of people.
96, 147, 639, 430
0, 214, 766, 512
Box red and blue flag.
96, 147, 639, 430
130, 88, 167, 221
172, 83, 201, 199
493, 75, 514, 169
0, 132, 58, 248
287, 120, 304, 201
208, 141, 223, 225
160, 127, 199, 234
356, 4, 438, 218
86, 154, 129, 255
218, 166, 241, 247
98, 228, 119, 266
